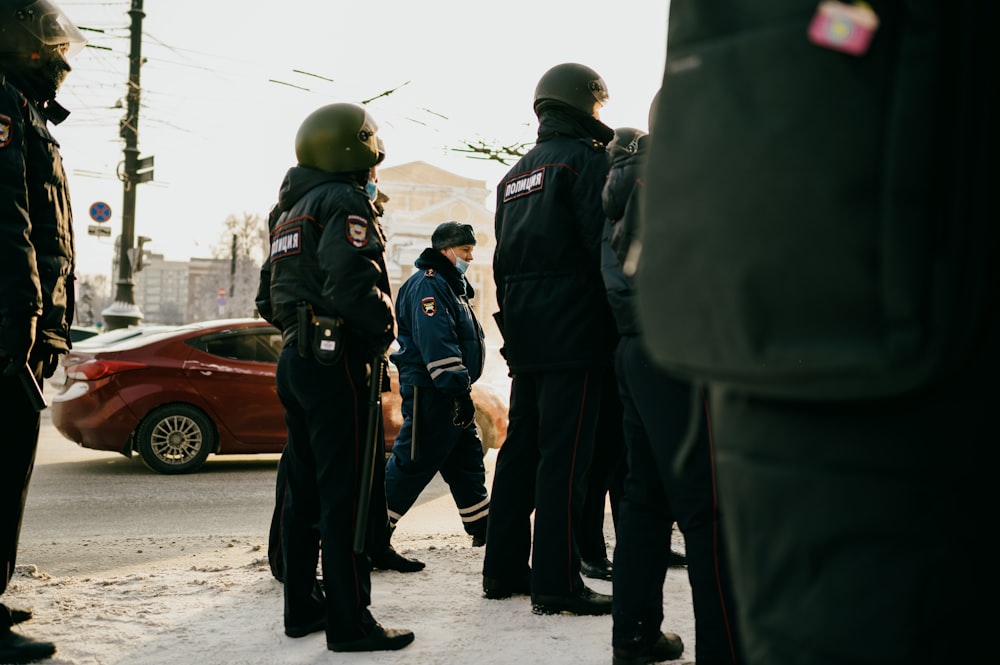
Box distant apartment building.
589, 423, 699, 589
133, 254, 248, 324
132, 254, 191, 324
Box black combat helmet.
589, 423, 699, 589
294, 102, 382, 174
608, 127, 647, 163
0, 0, 86, 58
533, 62, 609, 118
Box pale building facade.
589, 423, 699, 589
377, 161, 501, 351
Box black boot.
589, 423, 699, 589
531, 585, 613, 616
483, 571, 531, 599
470, 522, 487, 547
284, 580, 326, 638
371, 545, 425, 572
2, 607, 32, 625
328, 623, 415, 652
580, 556, 613, 581
612, 631, 684, 664
0, 630, 57, 664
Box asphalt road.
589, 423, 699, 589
19, 396, 465, 579
20, 411, 284, 578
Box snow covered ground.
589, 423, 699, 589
5, 451, 697, 665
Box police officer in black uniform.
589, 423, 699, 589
602, 123, 742, 664
638, 4, 997, 664
264, 154, 425, 581
385, 221, 489, 550
484, 63, 618, 616
255, 102, 413, 653
0, 2, 83, 662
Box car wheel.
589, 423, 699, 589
136, 404, 215, 474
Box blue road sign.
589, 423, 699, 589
89, 201, 112, 223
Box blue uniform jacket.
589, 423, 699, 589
390, 248, 484, 397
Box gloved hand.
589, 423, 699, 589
365, 331, 394, 360
453, 393, 476, 429
40, 352, 61, 379
0, 315, 37, 378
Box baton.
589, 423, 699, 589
410, 386, 420, 463
19, 365, 47, 412
353, 355, 384, 554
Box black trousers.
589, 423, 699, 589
578, 370, 626, 562
268, 443, 392, 583
385, 384, 489, 536
612, 336, 741, 664
267, 449, 289, 581
276, 347, 389, 644
0, 364, 42, 603
482, 367, 604, 597
711, 320, 996, 665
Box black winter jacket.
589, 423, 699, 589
600, 134, 648, 337
255, 166, 394, 355
493, 107, 617, 373
0, 70, 75, 357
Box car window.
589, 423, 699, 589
259, 331, 284, 362
188, 328, 282, 363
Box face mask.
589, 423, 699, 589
364, 179, 378, 202
450, 249, 470, 275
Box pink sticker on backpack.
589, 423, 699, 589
808, 1, 880, 56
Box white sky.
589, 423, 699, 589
53, 1, 668, 278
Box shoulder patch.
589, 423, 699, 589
424, 268, 436, 278
502, 167, 545, 203
269, 228, 301, 261
0, 114, 12, 148
345, 214, 369, 248
421, 296, 437, 317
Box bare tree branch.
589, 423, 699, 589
360, 80, 411, 105
451, 139, 531, 166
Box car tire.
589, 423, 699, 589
136, 404, 215, 474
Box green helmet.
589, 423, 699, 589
294, 102, 382, 174
608, 127, 646, 162
533, 62, 609, 117
0, 0, 86, 58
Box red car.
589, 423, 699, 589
51, 318, 507, 474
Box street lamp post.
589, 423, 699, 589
102, 0, 152, 331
